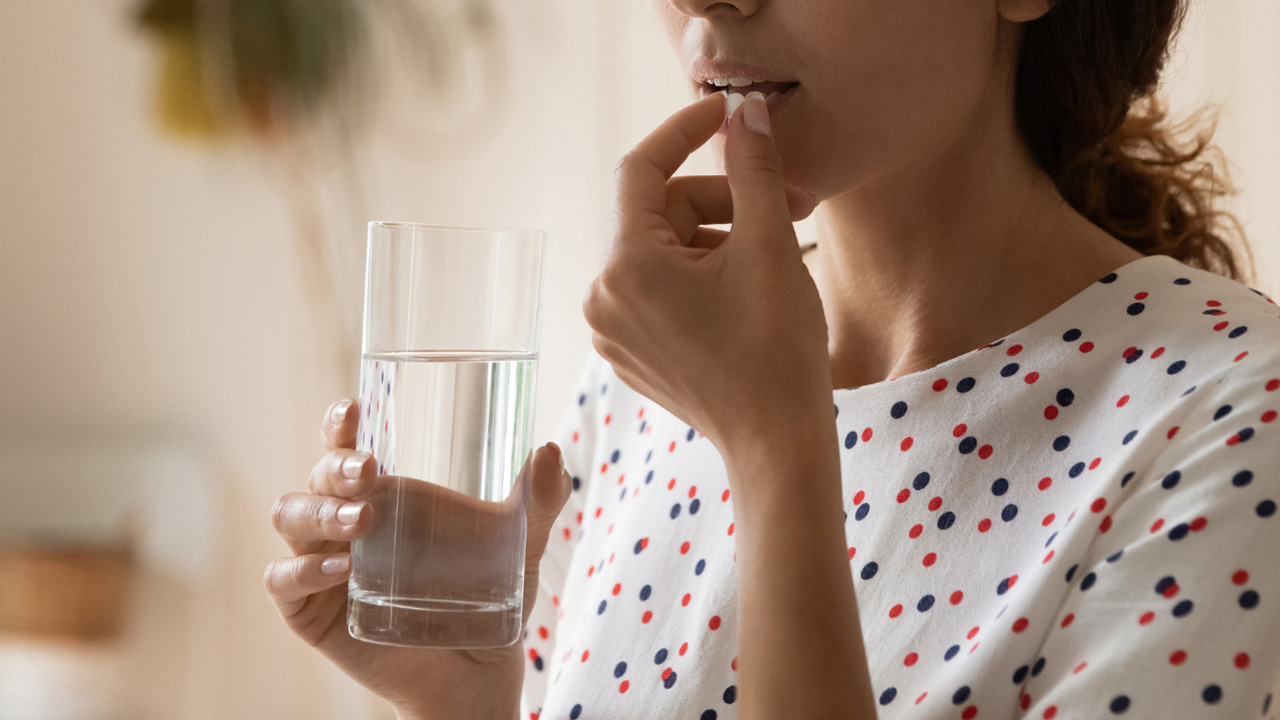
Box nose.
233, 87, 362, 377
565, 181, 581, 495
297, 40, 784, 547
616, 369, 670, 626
667, 0, 761, 19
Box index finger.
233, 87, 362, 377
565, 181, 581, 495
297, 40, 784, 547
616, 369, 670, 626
320, 398, 359, 451
615, 92, 727, 240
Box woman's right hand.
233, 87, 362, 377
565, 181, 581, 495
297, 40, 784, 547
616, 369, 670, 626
264, 398, 573, 719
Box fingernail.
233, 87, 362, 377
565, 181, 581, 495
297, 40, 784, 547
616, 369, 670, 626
337, 502, 365, 526
725, 91, 745, 121
342, 454, 367, 479
331, 400, 352, 424
744, 91, 770, 135
321, 554, 351, 574
549, 441, 565, 474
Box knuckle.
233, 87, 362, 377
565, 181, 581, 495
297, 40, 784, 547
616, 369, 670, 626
582, 279, 605, 327
613, 152, 637, 183
598, 266, 629, 298
269, 494, 292, 533
263, 560, 279, 596
737, 152, 784, 177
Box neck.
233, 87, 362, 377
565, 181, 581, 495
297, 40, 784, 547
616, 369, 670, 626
807, 96, 1139, 390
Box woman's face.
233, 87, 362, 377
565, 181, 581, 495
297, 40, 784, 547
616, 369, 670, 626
652, 0, 1027, 200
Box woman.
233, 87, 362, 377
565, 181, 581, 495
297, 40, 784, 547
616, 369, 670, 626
265, 0, 1280, 717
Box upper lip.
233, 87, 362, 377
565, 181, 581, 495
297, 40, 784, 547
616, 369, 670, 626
689, 56, 798, 86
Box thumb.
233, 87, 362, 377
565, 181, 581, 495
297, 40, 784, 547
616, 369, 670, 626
523, 441, 572, 548
724, 91, 803, 252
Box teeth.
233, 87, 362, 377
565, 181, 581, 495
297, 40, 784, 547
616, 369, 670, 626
711, 78, 730, 87
766, 92, 779, 102
728, 77, 754, 87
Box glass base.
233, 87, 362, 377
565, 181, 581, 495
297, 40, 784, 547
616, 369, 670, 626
347, 591, 522, 649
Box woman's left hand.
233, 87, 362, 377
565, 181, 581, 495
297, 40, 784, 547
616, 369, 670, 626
583, 91, 832, 457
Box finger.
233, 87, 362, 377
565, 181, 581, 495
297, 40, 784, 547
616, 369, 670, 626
263, 553, 351, 609
321, 398, 359, 451
270, 492, 369, 552
666, 175, 818, 243
308, 448, 375, 498
521, 443, 571, 570
724, 91, 797, 255
686, 227, 730, 251
615, 92, 727, 242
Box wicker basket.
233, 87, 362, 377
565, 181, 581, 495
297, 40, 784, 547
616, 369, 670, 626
0, 541, 135, 641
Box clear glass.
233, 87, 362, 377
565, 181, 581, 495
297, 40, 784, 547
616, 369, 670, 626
347, 221, 546, 648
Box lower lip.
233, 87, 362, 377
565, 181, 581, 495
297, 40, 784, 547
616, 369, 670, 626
716, 85, 799, 135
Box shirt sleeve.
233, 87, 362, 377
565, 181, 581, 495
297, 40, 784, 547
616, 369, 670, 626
520, 349, 603, 719
1020, 356, 1280, 718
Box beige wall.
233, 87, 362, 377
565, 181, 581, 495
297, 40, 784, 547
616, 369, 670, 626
0, 1, 1275, 718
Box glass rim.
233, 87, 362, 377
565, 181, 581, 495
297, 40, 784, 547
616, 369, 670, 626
369, 220, 545, 237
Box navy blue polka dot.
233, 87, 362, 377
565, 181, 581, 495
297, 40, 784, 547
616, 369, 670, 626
1172, 599, 1194, 618
1229, 326, 1248, 338
879, 688, 897, 705
855, 503, 870, 521
1213, 404, 1233, 420
1000, 363, 1020, 377
663, 670, 678, 689
1121, 470, 1136, 486
1057, 388, 1075, 406
938, 511, 956, 530
1155, 576, 1176, 595
1053, 435, 1071, 451
1202, 684, 1222, 704
1066, 564, 1079, 583
991, 478, 1008, 496
1239, 590, 1260, 609
1173, 277, 1191, 285
700, 710, 716, 720
957, 377, 976, 393
614, 661, 627, 677
1062, 328, 1082, 341
597, 599, 607, 614
1125, 348, 1144, 363
1161, 470, 1181, 489
1127, 302, 1145, 315
917, 594, 935, 612
1232, 470, 1253, 487
891, 401, 908, 419
695, 559, 705, 575
1100, 272, 1118, 283
1032, 657, 1046, 676
1168, 360, 1186, 374
654, 648, 668, 664
1169, 523, 1190, 541
1258, 500, 1276, 518
1081, 572, 1097, 590
844, 431, 858, 449
1012, 665, 1029, 683
861, 562, 879, 580
670, 503, 681, 519
959, 437, 977, 454
913, 471, 931, 491
723, 685, 737, 703
611, 449, 620, 463
1002, 503, 1019, 522
953, 686, 971, 705
1107, 549, 1123, 563
1122, 430, 1138, 445
640, 584, 651, 601
690, 498, 701, 514
1069, 462, 1085, 478
945, 645, 960, 661
1110, 695, 1130, 713
571, 703, 583, 719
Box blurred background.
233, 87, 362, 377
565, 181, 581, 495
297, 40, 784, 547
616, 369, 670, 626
0, 1, 1276, 718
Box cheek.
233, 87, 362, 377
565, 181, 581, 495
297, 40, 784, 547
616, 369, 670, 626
778, 1, 998, 194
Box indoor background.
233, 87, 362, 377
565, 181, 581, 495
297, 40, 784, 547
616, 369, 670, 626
1, 1, 1277, 718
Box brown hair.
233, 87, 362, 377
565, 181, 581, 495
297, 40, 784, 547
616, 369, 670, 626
1015, 0, 1255, 285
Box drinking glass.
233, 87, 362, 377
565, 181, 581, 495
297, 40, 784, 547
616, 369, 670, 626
347, 221, 545, 648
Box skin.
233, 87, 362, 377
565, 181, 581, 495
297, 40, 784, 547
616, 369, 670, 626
654, 0, 1142, 390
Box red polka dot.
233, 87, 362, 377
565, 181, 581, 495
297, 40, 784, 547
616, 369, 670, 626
681, 593, 691, 607
668, 441, 677, 452
667, 478, 676, 490
889, 604, 903, 619
847, 547, 857, 560
572, 430, 580, 442
1089, 457, 1101, 469
731, 657, 738, 671
581, 650, 590, 662
619, 679, 629, 693
1150, 518, 1165, 533
897, 488, 911, 503
1235, 652, 1250, 669
1233, 570, 1249, 585
916, 693, 928, 705
1007, 574, 1019, 588
1117, 394, 1130, 407
1080, 341, 1094, 353
929, 496, 943, 511
722, 489, 731, 501
1099, 516, 1113, 533
587, 566, 594, 577
978, 518, 992, 533
604, 414, 612, 425
1021, 694, 1031, 710
1091, 498, 1107, 513
1206, 300, 1221, 307
642, 610, 653, 623
1043, 549, 1055, 563
950, 590, 964, 605
1162, 583, 1179, 598
1170, 650, 1187, 665
1043, 706, 1058, 719
538, 626, 549, 639
1190, 516, 1208, 532
1045, 405, 1059, 420
1042, 513, 1056, 526
529, 648, 541, 663
909, 524, 923, 539
923, 552, 937, 567
679, 642, 688, 655
1167, 426, 1180, 439
933, 379, 949, 391
862, 427, 873, 442
1038, 477, 1053, 491
1012, 617, 1029, 633
978, 444, 993, 458
612, 583, 621, 596
1007, 344, 1023, 356
1266, 379, 1280, 392
1214, 321, 1229, 332
727, 523, 734, 536
904, 652, 918, 666
688, 485, 697, 498
1139, 611, 1155, 625
1152, 346, 1165, 358
1134, 291, 1148, 300
709, 615, 722, 630
661, 667, 672, 680
1123, 346, 1139, 360
1262, 410, 1277, 423
639, 537, 649, 550
962, 705, 978, 719
853, 490, 865, 505
953, 423, 968, 437
680, 541, 691, 554
901, 437, 914, 451
1024, 372, 1039, 385
1235, 351, 1249, 362
1061, 613, 1075, 628
967, 626, 980, 640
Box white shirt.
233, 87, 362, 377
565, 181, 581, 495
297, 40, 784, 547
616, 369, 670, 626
521, 253, 1280, 719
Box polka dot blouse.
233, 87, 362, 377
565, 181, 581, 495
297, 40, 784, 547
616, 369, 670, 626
520, 253, 1280, 720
